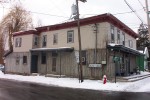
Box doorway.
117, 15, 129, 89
31, 55, 38, 73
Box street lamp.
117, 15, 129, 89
75, 0, 86, 83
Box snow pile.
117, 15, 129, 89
0, 71, 150, 92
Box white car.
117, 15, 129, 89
0, 64, 4, 72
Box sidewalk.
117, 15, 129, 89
0, 71, 150, 92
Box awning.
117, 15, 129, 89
30, 47, 74, 52
107, 44, 144, 56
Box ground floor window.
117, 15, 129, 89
16, 56, 20, 65
23, 56, 27, 64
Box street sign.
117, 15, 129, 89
89, 64, 102, 67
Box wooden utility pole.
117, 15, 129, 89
75, 0, 86, 83
145, 0, 150, 39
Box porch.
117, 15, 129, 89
30, 47, 76, 76
107, 44, 144, 77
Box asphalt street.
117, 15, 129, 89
0, 79, 149, 100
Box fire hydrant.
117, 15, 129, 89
103, 75, 107, 84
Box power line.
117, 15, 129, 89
0, 6, 70, 18
29, 11, 69, 18
124, 0, 144, 24
138, 0, 145, 11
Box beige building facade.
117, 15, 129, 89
5, 13, 143, 79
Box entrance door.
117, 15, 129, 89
31, 55, 38, 73
52, 57, 56, 72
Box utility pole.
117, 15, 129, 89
145, 0, 150, 39
75, 0, 86, 83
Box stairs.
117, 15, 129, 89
112, 73, 150, 82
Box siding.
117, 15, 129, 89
38, 22, 108, 50
5, 52, 31, 74
13, 34, 33, 52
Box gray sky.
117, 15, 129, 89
0, 0, 148, 32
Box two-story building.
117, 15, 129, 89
4, 13, 144, 79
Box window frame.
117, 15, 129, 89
117, 29, 120, 44
15, 37, 22, 47
67, 30, 74, 43
23, 56, 27, 64
110, 25, 115, 43
128, 40, 133, 48
53, 33, 58, 44
34, 36, 38, 46
16, 56, 20, 65
42, 35, 47, 47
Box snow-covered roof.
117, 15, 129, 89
144, 47, 149, 58
30, 47, 74, 52
107, 43, 144, 56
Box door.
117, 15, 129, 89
52, 57, 56, 72
31, 55, 38, 73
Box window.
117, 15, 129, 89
23, 56, 27, 64
117, 29, 120, 44
122, 32, 125, 45
15, 38, 22, 47
53, 34, 58, 44
16, 56, 20, 65
41, 53, 46, 64
128, 40, 133, 48
111, 26, 115, 43
42, 35, 47, 47
34, 36, 38, 46
67, 30, 74, 43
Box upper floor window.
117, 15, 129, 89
67, 30, 74, 43
15, 37, 22, 47
53, 33, 58, 44
128, 40, 133, 48
34, 36, 38, 46
111, 25, 115, 43
42, 35, 47, 47
117, 29, 120, 44
122, 32, 125, 45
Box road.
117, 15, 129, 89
0, 79, 149, 100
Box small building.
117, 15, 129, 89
137, 47, 149, 71
4, 13, 144, 79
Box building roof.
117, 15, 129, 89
107, 44, 144, 56
13, 29, 39, 37
13, 13, 138, 38
35, 13, 138, 38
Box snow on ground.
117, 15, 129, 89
0, 71, 150, 92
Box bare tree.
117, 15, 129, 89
0, 4, 33, 51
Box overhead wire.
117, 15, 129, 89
138, 0, 146, 11
124, 0, 144, 24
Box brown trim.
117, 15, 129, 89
35, 13, 138, 38
13, 13, 138, 38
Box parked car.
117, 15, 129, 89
0, 64, 4, 72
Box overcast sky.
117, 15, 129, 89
0, 0, 149, 32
